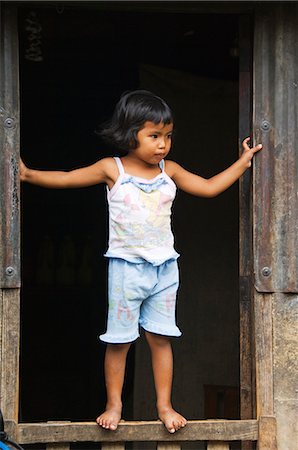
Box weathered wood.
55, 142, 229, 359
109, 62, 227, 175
207, 442, 229, 450
238, 17, 254, 450
73, 2, 255, 15
0, 4, 20, 288
253, 4, 298, 293
239, 278, 254, 420
17, 420, 258, 443
2, 420, 17, 442
240, 281, 255, 450
252, 6, 298, 449
272, 293, 298, 450
253, 293, 274, 418
257, 416, 277, 450
46, 422, 71, 450
46, 444, 70, 450
101, 444, 125, 450
238, 12, 253, 269
157, 443, 181, 450
0, 289, 20, 428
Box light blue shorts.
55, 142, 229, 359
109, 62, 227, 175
99, 258, 181, 343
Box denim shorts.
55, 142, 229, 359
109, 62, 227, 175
99, 258, 181, 343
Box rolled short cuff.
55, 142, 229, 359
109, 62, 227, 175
140, 318, 182, 337
99, 331, 140, 344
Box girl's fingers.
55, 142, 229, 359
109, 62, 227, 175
251, 143, 263, 153
242, 137, 251, 151
242, 137, 262, 153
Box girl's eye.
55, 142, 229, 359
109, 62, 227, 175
151, 134, 158, 139
167, 134, 172, 139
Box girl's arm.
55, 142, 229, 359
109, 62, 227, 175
167, 137, 262, 198
20, 157, 116, 189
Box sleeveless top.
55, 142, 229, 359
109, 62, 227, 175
104, 157, 179, 266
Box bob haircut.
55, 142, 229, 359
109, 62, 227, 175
99, 90, 174, 152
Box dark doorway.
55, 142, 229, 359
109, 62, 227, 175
19, 4, 239, 423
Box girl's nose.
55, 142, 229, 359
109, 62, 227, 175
158, 138, 166, 148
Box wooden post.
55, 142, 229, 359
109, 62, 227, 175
0, 289, 20, 434
101, 444, 125, 450
0, 4, 21, 441
46, 422, 71, 450
157, 443, 181, 450
47, 445, 70, 450
0, 289, 20, 419
253, 4, 298, 449
253, 294, 274, 418
207, 442, 229, 450
257, 416, 277, 450
0, 0, 21, 288
238, 14, 254, 450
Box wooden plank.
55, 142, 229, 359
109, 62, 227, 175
101, 444, 125, 450
238, 13, 253, 272
157, 443, 181, 450
0, 3, 21, 288
2, 419, 17, 442
47, 444, 70, 450
239, 281, 255, 450
257, 416, 277, 450
16, 420, 258, 443
207, 442, 229, 450
253, 293, 274, 418
253, 4, 298, 293
0, 289, 20, 428
239, 278, 254, 417
69, 2, 255, 15
238, 16, 254, 450
46, 422, 71, 450
272, 292, 298, 450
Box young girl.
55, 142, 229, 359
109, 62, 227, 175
20, 90, 262, 434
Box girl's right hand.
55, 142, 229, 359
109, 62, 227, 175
18, 156, 114, 189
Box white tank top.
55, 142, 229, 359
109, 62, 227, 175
104, 157, 179, 266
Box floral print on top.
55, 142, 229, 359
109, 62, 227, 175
104, 157, 179, 266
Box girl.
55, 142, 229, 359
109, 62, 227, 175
20, 90, 262, 433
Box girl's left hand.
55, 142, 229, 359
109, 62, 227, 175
19, 158, 28, 181
241, 137, 262, 167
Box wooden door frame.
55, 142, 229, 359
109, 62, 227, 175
1, 3, 282, 449
0, 3, 21, 437
0, 0, 255, 430
238, 14, 254, 424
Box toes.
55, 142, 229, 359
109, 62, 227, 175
168, 420, 179, 433
159, 410, 187, 434
170, 418, 187, 432
96, 416, 118, 431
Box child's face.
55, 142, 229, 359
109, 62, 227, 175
132, 121, 173, 165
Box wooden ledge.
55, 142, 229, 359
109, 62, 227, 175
16, 420, 258, 443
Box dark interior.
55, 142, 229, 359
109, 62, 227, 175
19, 3, 239, 423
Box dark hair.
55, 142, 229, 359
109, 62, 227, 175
98, 90, 174, 152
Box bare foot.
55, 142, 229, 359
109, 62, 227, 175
96, 405, 122, 431
158, 406, 187, 433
